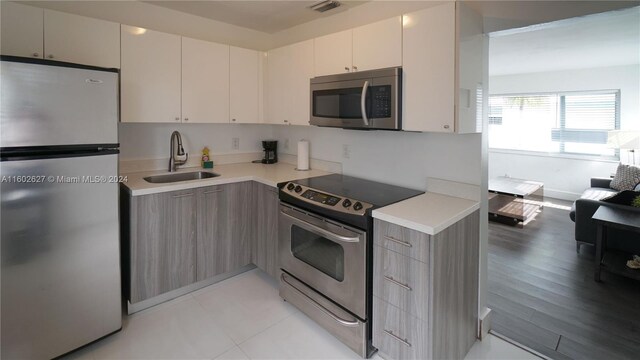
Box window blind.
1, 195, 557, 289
488, 91, 619, 157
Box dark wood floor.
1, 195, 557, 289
488, 199, 640, 360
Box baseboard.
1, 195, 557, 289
543, 189, 581, 202
127, 264, 256, 314
479, 307, 492, 340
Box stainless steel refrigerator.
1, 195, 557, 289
1, 56, 122, 359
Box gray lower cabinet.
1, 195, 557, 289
128, 189, 197, 303
125, 181, 257, 305
373, 210, 480, 360
196, 182, 252, 280
252, 182, 279, 278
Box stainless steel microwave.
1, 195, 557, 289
310, 67, 401, 130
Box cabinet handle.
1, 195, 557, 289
384, 330, 411, 348
175, 117, 180, 121
32, 53, 39, 57
384, 276, 412, 291
47, 54, 54, 59
232, 118, 236, 122
352, 66, 358, 71
283, 120, 289, 124
203, 189, 224, 194
344, 67, 350, 71
172, 193, 194, 198
384, 235, 412, 248
444, 124, 450, 129
184, 117, 189, 122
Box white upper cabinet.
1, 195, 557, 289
266, 40, 314, 126
352, 16, 402, 72
287, 40, 314, 126
266, 45, 288, 125
1, 2, 43, 58
402, 2, 484, 133
44, 10, 120, 68
314, 29, 352, 77
121, 25, 181, 123
230, 46, 260, 124
182, 37, 229, 123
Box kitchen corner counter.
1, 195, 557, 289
121, 162, 332, 196
372, 192, 480, 235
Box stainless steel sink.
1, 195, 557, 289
144, 171, 220, 184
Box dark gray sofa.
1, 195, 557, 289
570, 177, 640, 254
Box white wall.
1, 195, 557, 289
488, 64, 639, 200
118, 123, 270, 160
271, 125, 482, 191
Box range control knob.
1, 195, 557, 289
353, 202, 363, 211
287, 183, 295, 191
342, 199, 352, 208
294, 185, 303, 193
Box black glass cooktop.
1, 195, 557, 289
289, 174, 423, 208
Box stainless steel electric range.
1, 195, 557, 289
277, 174, 423, 358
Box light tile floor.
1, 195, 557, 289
64, 269, 541, 360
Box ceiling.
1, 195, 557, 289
144, 1, 366, 33
489, 6, 640, 76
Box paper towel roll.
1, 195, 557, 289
297, 140, 310, 171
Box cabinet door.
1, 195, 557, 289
230, 46, 260, 124
252, 182, 279, 278
266, 45, 289, 125
196, 182, 252, 280
288, 39, 314, 126
353, 16, 402, 72
228, 182, 253, 271
44, 10, 120, 68
455, 2, 484, 134
182, 37, 229, 123
1, 2, 43, 58
121, 25, 181, 123
196, 185, 231, 280
402, 3, 455, 132
314, 29, 352, 77
130, 190, 196, 303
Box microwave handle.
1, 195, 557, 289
360, 81, 370, 126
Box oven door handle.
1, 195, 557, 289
281, 273, 360, 327
281, 211, 361, 243
360, 80, 370, 126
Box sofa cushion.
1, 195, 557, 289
610, 164, 640, 191
580, 187, 618, 201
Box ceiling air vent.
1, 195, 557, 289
309, 1, 341, 13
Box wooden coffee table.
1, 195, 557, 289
592, 206, 640, 282
488, 176, 544, 226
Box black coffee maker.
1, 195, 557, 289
261, 140, 278, 164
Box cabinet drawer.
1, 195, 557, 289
373, 297, 428, 360
374, 219, 429, 263
374, 245, 429, 320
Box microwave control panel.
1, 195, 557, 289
371, 85, 391, 118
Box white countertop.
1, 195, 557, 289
372, 192, 480, 235
122, 162, 332, 196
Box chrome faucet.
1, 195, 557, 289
169, 130, 188, 172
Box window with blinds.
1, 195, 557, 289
488, 91, 620, 157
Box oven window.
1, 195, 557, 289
312, 87, 369, 119
291, 225, 345, 281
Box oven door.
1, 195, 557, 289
310, 76, 398, 130
279, 204, 367, 319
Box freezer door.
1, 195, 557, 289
1, 154, 121, 359
1, 60, 118, 147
